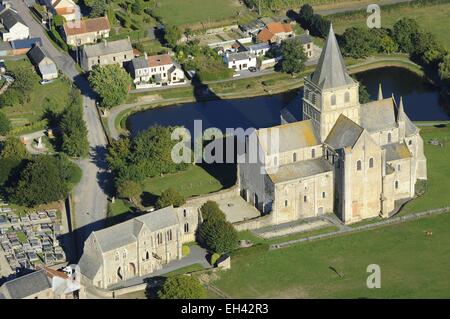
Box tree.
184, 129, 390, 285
439, 54, 450, 84
9, 155, 80, 207
310, 14, 330, 38
359, 83, 371, 104
280, 38, 307, 75
0, 112, 11, 135
158, 275, 206, 299
199, 218, 238, 254
411, 32, 446, 65
341, 27, 377, 58
107, 138, 131, 172
155, 187, 186, 209
117, 179, 141, 204
298, 4, 314, 28
132, 0, 145, 14
59, 89, 89, 158
393, 18, 420, 54
0, 137, 28, 160
164, 25, 182, 48
52, 15, 65, 28
88, 64, 130, 108
379, 35, 398, 54
200, 201, 226, 222
86, 0, 108, 18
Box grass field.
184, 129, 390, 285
330, 3, 450, 49
140, 164, 236, 206
214, 212, 450, 298
2, 58, 73, 133
151, 0, 241, 26
399, 124, 450, 215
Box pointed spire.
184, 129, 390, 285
378, 83, 383, 100
310, 23, 354, 89
398, 96, 405, 116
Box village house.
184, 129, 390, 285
43, 0, 80, 22
223, 51, 257, 71
78, 206, 199, 289
80, 38, 134, 71
0, 4, 29, 41
27, 45, 58, 80
62, 16, 110, 47
239, 25, 427, 225
256, 22, 294, 44
129, 53, 186, 88
285, 31, 314, 58
243, 42, 271, 57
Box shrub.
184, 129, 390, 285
210, 253, 220, 266
199, 218, 238, 254
200, 201, 226, 222
182, 245, 190, 256
158, 275, 206, 299
155, 187, 186, 209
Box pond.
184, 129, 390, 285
127, 67, 450, 136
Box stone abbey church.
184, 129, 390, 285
239, 25, 427, 225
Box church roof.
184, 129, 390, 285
78, 251, 102, 280
324, 114, 364, 150
383, 143, 411, 161
360, 98, 397, 132
91, 206, 179, 253
0, 270, 51, 299
268, 158, 333, 184
309, 24, 354, 89
257, 119, 320, 155
396, 97, 419, 136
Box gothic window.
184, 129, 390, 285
167, 229, 173, 241
344, 91, 350, 103
114, 251, 119, 262
284, 200, 288, 207
304, 196, 307, 203
273, 156, 278, 167
357, 160, 362, 171
331, 94, 336, 106
397, 164, 401, 171
369, 158, 374, 168
395, 181, 399, 189
388, 132, 392, 143
322, 192, 326, 198
123, 249, 127, 259
183, 209, 187, 218
409, 140, 413, 145
293, 152, 297, 162
184, 223, 189, 233
311, 148, 316, 159
157, 233, 163, 245
146, 251, 150, 260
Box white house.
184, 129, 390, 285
224, 51, 257, 71
0, 5, 30, 41
129, 53, 185, 89
44, 0, 80, 22
27, 45, 58, 80
244, 42, 271, 57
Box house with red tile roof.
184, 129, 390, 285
62, 16, 110, 46
256, 22, 294, 44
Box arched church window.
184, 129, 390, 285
395, 181, 399, 189
184, 223, 189, 233
388, 133, 392, 143
114, 251, 119, 262
331, 94, 336, 106
344, 91, 350, 103
357, 160, 362, 171
409, 140, 413, 145
284, 200, 288, 207
293, 153, 297, 162
273, 156, 278, 167
123, 249, 127, 259
369, 158, 374, 168
311, 149, 316, 158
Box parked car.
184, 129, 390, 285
39, 79, 55, 85
248, 66, 257, 73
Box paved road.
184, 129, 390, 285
16, 1, 109, 259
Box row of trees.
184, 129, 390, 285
0, 138, 81, 207
298, 4, 331, 38
107, 126, 188, 195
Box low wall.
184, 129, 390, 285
233, 214, 273, 231
112, 283, 148, 297
184, 184, 240, 208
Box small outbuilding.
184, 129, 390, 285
27, 45, 58, 81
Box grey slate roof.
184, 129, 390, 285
360, 98, 397, 132
396, 97, 419, 136
78, 251, 102, 280
27, 45, 47, 65
92, 206, 179, 253
1, 269, 51, 299
39, 62, 57, 76
226, 51, 256, 61
0, 8, 26, 31
131, 56, 148, 70
325, 114, 364, 150
383, 143, 411, 162
83, 38, 133, 58
269, 158, 333, 183
310, 24, 354, 89
286, 33, 313, 45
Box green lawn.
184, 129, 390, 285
330, 3, 450, 49
214, 212, 450, 298
399, 124, 450, 215
2, 58, 73, 134
108, 199, 133, 218
140, 164, 236, 206
151, 0, 241, 27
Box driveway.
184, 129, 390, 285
15, 1, 109, 259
